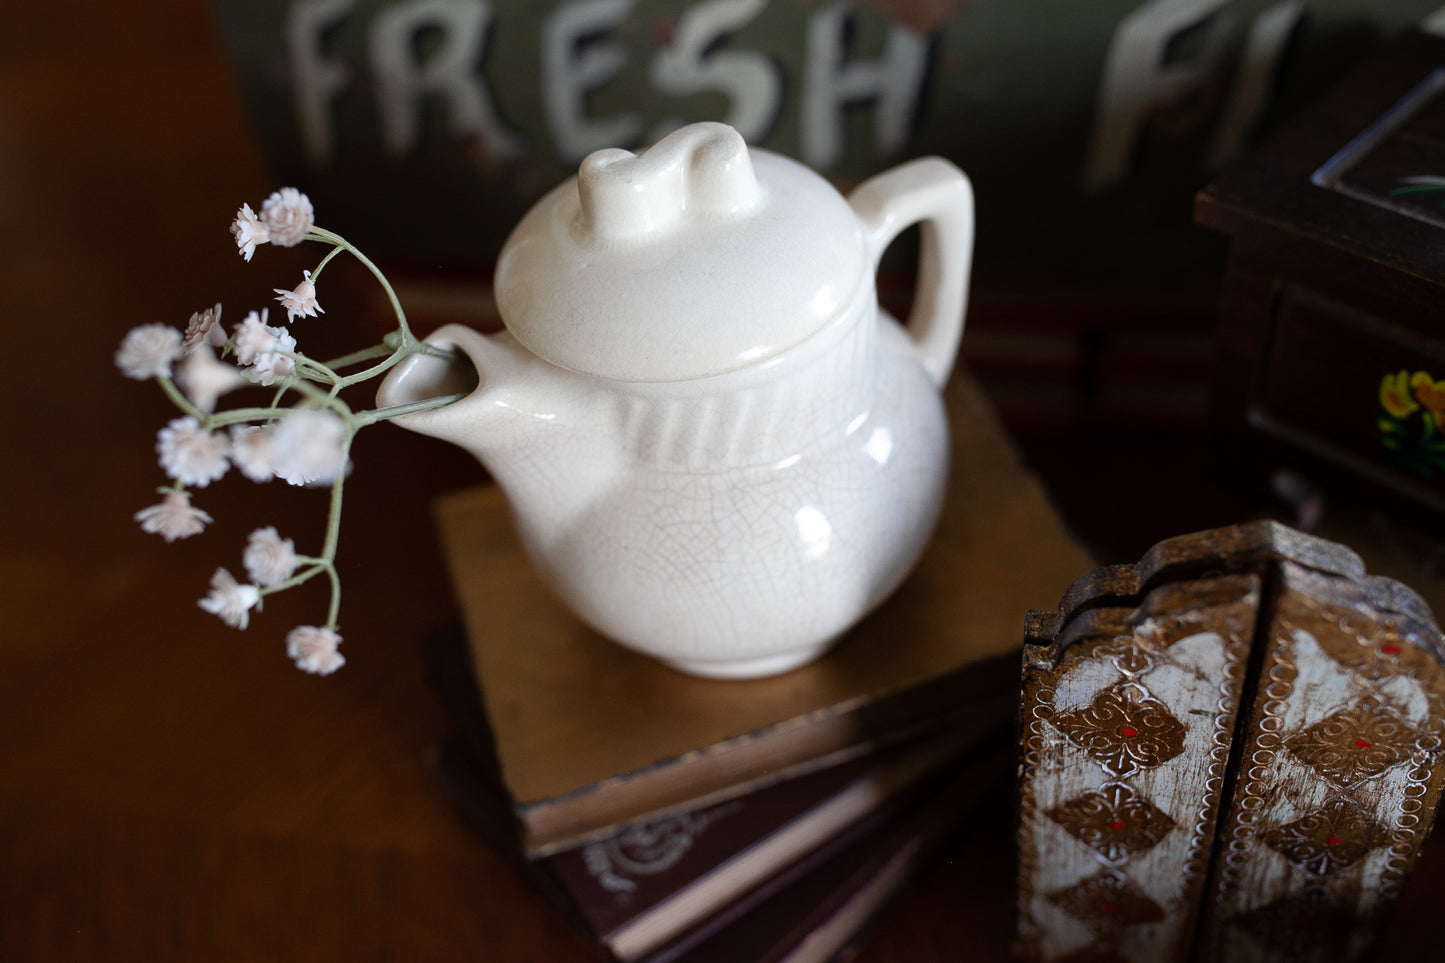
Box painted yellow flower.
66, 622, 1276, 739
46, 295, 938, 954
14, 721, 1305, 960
1382, 370, 1419, 418
1411, 370, 1445, 412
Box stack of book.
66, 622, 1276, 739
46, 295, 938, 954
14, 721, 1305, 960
427, 374, 1092, 962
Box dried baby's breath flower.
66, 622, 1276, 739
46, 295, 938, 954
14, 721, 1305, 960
274, 270, 324, 323
287, 625, 345, 675
260, 188, 314, 247
232, 309, 281, 365
232, 309, 297, 386
229, 424, 275, 482
134, 491, 212, 541
231, 202, 268, 262
247, 349, 297, 387
244, 526, 298, 587
129, 189, 468, 676
157, 416, 230, 488
183, 303, 226, 352
175, 343, 244, 414
270, 409, 349, 486
198, 567, 260, 629
116, 324, 184, 380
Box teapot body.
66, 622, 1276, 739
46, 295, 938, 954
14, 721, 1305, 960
509, 304, 948, 679
378, 122, 974, 679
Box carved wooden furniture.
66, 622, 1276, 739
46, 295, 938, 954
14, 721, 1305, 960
1016, 522, 1445, 962
1197, 30, 1445, 526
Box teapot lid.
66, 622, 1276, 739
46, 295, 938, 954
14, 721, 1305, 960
494, 123, 870, 383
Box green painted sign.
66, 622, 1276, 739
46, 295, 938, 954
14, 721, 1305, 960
212, 0, 1444, 271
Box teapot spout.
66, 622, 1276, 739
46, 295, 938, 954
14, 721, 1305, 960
374, 324, 496, 446
376, 324, 623, 544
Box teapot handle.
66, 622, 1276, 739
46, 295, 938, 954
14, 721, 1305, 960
848, 158, 974, 388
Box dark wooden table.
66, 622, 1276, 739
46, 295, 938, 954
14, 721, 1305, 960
1, 4, 1440, 960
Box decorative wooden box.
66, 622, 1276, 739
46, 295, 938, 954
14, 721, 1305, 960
1197, 30, 1445, 523
1015, 522, 1445, 963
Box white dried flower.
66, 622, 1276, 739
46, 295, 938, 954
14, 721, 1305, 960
232, 309, 297, 386
274, 270, 324, 323
116, 324, 184, 380
134, 491, 212, 541
260, 188, 314, 247
157, 416, 230, 487
198, 567, 260, 630
270, 409, 349, 487
244, 526, 298, 587
183, 303, 226, 352
247, 349, 296, 386
287, 625, 345, 675
175, 343, 244, 414
231, 309, 280, 364
229, 424, 275, 482
231, 202, 269, 262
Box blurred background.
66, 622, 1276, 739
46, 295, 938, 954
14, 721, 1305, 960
202, 0, 1444, 451
4, 1, 1444, 960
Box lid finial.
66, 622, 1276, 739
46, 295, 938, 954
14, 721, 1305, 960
578, 122, 760, 244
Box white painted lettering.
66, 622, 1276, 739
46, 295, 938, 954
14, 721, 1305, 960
1422, 5, 1445, 37
649, 0, 781, 143
1082, 0, 1231, 193
543, 0, 642, 163
368, 0, 522, 158
800, 2, 928, 170
1203, 1, 1302, 171
286, 0, 357, 166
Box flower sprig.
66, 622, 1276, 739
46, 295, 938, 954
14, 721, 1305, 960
118, 188, 470, 674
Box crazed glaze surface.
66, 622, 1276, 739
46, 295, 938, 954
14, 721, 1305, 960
378, 122, 974, 678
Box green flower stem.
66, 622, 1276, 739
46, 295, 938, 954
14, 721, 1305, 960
306, 244, 346, 283
328, 350, 409, 389
293, 371, 347, 407
324, 344, 393, 370
324, 561, 342, 630
259, 561, 329, 596
307, 226, 414, 344
319, 437, 353, 629
203, 379, 353, 431
294, 356, 341, 384
264, 376, 329, 413
356, 391, 469, 426
156, 375, 204, 421
332, 339, 470, 391
275, 369, 350, 409
413, 341, 463, 362
202, 407, 291, 429
321, 446, 349, 561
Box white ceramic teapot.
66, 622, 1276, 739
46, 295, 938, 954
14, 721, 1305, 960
377, 122, 973, 679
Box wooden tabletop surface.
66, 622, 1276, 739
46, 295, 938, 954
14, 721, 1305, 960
2, 3, 1441, 960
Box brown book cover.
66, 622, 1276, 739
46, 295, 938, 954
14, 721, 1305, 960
423, 621, 989, 960
548, 735, 973, 960
433, 728, 1011, 963
434, 373, 1091, 854
639, 744, 1010, 963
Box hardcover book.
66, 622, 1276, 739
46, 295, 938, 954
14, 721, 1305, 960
638, 745, 1010, 963
434, 728, 1011, 963
433, 373, 1091, 855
